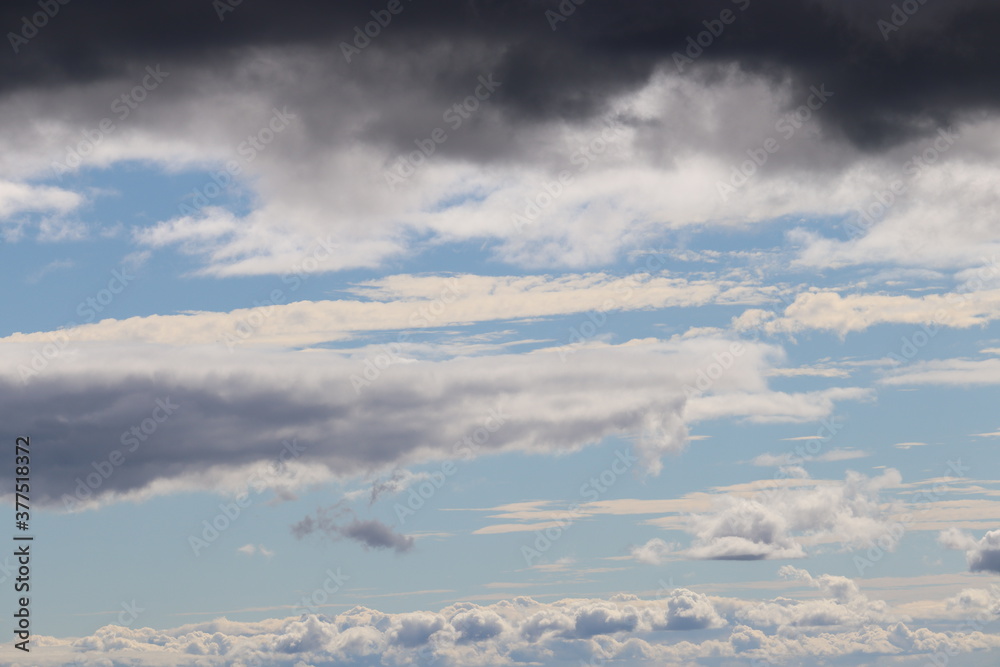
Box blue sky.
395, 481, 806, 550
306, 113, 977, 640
3, 1, 1000, 666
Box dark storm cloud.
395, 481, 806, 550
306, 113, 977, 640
1, 0, 999, 148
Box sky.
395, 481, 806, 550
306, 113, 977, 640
2, 0, 1000, 665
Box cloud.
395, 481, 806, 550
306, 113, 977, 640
24, 259, 75, 284
237, 543, 275, 558
882, 357, 1000, 387
0, 334, 873, 508
678, 470, 902, 560
11, 573, 1000, 666
629, 538, 678, 565
4, 1, 999, 147
293, 507, 415, 554
0, 180, 81, 218
2, 271, 768, 347
939, 528, 1000, 573
340, 520, 415, 553
756, 288, 1000, 337
893, 442, 928, 449
750, 448, 869, 466
0, 21, 997, 275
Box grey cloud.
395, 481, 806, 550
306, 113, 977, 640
940, 527, 1000, 574
0, 338, 869, 509
4, 342, 699, 507
340, 519, 415, 553
2, 1, 999, 149
293, 507, 415, 554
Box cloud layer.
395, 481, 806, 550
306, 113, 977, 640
5, 335, 863, 508
8, 573, 1000, 666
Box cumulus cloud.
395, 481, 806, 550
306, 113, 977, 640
629, 538, 678, 566
940, 528, 1000, 573
675, 470, 902, 560
9, 574, 1000, 666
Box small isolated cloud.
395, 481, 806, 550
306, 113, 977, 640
293, 506, 415, 553
366, 469, 431, 504
237, 543, 274, 558
25, 259, 74, 284
750, 448, 869, 466
893, 442, 929, 449
530, 557, 575, 573
971, 430, 1000, 438
768, 367, 850, 378
630, 538, 678, 565
939, 528, 1000, 573
341, 519, 415, 553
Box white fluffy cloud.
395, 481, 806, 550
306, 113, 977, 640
8, 574, 1000, 666
641, 470, 903, 561
628, 538, 678, 566
940, 528, 1000, 573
